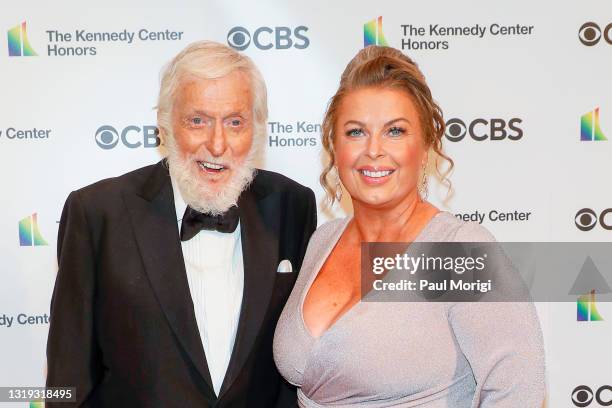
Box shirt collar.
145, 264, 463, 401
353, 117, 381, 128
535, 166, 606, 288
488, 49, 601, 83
170, 175, 243, 238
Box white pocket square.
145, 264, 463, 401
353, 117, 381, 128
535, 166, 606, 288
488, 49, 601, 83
277, 259, 293, 273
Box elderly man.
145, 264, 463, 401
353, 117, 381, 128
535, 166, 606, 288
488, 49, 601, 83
46, 41, 317, 407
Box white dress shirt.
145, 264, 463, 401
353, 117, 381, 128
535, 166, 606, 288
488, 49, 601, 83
171, 178, 244, 396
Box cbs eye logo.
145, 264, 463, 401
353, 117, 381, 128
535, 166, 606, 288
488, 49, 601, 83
572, 385, 612, 407
227, 27, 251, 51
575, 208, 612, 231
579, 22, 611, 46
444, 118, 523, 142
227, 26, 309, 51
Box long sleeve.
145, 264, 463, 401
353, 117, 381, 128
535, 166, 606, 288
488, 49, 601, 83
447, 301, 545, 407
444, 221, 546, 407
46, 191, 102, 407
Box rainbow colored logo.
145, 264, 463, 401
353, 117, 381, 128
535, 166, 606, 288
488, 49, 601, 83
580, 107, 607, 141
577, 290, 604, 321
364, 16, 388, 47
7, 21, 37, 57
30, 402, 44, 408
19, 213, 48, 246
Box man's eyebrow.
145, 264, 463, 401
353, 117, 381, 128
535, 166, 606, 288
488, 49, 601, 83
223, 112, 248, 119
186, 110, 213, 118
184, 110, 248, 119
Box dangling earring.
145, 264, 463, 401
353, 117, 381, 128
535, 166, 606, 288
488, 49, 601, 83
418, 162, 428, 201
334, 166, 343, 202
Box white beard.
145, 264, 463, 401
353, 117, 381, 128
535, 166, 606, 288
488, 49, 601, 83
166, 138, 256, 216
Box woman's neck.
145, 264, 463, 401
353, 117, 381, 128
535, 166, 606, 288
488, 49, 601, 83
350, 194, 437, 242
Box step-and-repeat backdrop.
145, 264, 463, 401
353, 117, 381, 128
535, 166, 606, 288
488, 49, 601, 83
1, 0, 611, 406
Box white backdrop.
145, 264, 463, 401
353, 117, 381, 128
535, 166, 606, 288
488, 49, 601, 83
1, 0, 611, 407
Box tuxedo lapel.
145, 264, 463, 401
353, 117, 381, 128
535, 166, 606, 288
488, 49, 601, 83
219, 186, 279, 397
122, 161, 215, 395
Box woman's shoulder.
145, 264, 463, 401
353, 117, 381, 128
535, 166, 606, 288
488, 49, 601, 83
299, 217, 350, 266
295, 218, 350, 283
422, 211, 497, 243
310, 217, 351, 244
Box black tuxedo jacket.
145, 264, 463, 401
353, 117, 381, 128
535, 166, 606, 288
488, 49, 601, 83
46, 160, 317, 407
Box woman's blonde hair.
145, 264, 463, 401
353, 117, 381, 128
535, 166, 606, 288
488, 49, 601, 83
320, 45, 453, 203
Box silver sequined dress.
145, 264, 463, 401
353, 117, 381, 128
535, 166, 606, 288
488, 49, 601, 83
273, 212, 545, 407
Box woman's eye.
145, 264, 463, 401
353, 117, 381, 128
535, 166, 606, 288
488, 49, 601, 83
388, 126, 405, 137
346, 128, 364, 137
230, 119, 241, 127
191, 117, 203, 125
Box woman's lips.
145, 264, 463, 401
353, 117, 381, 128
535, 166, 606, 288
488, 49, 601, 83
357, 167, 395, 185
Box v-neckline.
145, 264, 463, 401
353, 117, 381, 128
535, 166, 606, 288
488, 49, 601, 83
299, 212, 445, 341
299, 217, 351, 340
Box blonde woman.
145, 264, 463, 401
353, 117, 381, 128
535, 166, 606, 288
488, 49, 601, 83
273, 46, 545, 407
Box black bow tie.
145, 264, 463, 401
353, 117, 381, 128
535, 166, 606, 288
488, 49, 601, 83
180, 206, 240, 241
